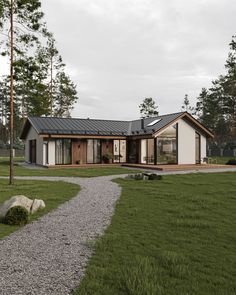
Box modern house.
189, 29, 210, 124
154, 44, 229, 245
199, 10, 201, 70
20, 112, 214, 167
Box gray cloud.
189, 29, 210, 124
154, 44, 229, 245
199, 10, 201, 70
2, 0, 236, 120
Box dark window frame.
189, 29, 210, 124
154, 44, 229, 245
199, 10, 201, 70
55, 139, 72, 165
86, 139, 102, 164
113, 139, 127, 163
29, 139, 36, 164
195, 131, 201, 164
156, 123, 178, 165
140, 138, 155, 164
43, 140, 49, 164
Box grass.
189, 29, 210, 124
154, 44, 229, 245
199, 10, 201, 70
74, 172, 236, 295
211, 156, 236, 164
0, 158, 140, 177
0, 179, 79, 239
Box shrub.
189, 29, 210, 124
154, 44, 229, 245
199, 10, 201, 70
147, 174, 163, 180
226, 159, 236, 165
4, 206, 29, 226
126, 173, 163, 181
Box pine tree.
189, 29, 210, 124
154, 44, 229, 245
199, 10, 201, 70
54, 72, 78, 117
139, 97, 159, 118
181, 94, 195, 114
0, 0, 48, 184
195, 36, 236, 146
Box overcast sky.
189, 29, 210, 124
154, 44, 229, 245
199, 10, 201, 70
1, 0, 236, 120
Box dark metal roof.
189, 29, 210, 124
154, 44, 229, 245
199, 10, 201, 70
20, 112, 213, 139
130, 112, 184, 135
28, 117, 130, 137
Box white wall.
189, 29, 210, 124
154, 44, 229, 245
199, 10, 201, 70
25, 126, 44, 165
48, 140, 55, 165
178, 119, 195, 164
201, 136, 207, 160
177, 119, 207, 164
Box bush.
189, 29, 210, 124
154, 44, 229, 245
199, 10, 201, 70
226, 159, 236, 165
4, 206, 29, 226
146, 173, 163, 180
126, 173, 163, 181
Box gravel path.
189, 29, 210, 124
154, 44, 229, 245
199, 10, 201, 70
0, 175, 124, 295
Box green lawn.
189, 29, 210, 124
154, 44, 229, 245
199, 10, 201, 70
212, 156, 236, 164
0, 179, 79, 239
0, 158, 140, 177
75, 173, 236, 295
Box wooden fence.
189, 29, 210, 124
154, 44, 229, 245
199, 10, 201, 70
0, 149, 25, 157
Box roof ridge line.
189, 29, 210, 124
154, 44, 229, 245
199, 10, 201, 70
28, 116, 132, 123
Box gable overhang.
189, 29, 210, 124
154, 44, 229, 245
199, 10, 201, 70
152, 112, 214, 138
20, 118, 40, 140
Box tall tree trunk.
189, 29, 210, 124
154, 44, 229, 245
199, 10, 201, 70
9, 0, 14, 185
50, 54, 53, 116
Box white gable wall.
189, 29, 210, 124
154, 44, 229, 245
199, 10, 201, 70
177, 118, 207, 164
25, 126, 44, 165
178, 119, 195, 164
201, 136, 207, 160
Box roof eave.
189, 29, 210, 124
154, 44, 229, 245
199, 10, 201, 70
20, 117, 40, 140
152, 112, 214, 138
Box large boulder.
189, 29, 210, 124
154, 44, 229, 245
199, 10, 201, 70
0, 195, 45, 219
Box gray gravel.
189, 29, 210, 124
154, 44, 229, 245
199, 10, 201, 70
0, 175, 124, 295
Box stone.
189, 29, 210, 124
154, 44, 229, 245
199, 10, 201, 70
31, 199, 45, 214
143, 173, 163, 180
125, 173, 162, 181
0, 195, 45, 218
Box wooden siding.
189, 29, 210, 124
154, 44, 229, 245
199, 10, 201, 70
101, 140, 113, 163
72, 139, 87, 164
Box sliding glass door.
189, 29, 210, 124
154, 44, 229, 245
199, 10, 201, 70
55, 139, 72, 164
87, 139, 94, 163
140, 139, 154, 164
113, 140, 126, 163
86, 139, 101, 164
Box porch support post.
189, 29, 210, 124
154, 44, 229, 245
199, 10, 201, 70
154, 137, 157, 165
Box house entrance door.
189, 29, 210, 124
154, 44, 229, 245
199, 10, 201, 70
29, 140, 36, 164
195, 132, 201, 164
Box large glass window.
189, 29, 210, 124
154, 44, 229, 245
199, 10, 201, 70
55, 139, 71, 164
86, 139, 101, 164
195, 132, 200, 164
94, 140, 101, 164
127, 140, 138, 163
87, 139, 94, 163
113, 140, 120, 163
147, 139, 154, 164
43, 141, 49, 165
156, 124, 177, 164
140, 139, 154, 164
141, 139, 147, 163
113, 140, 126, 163
120, 140, 126, 163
